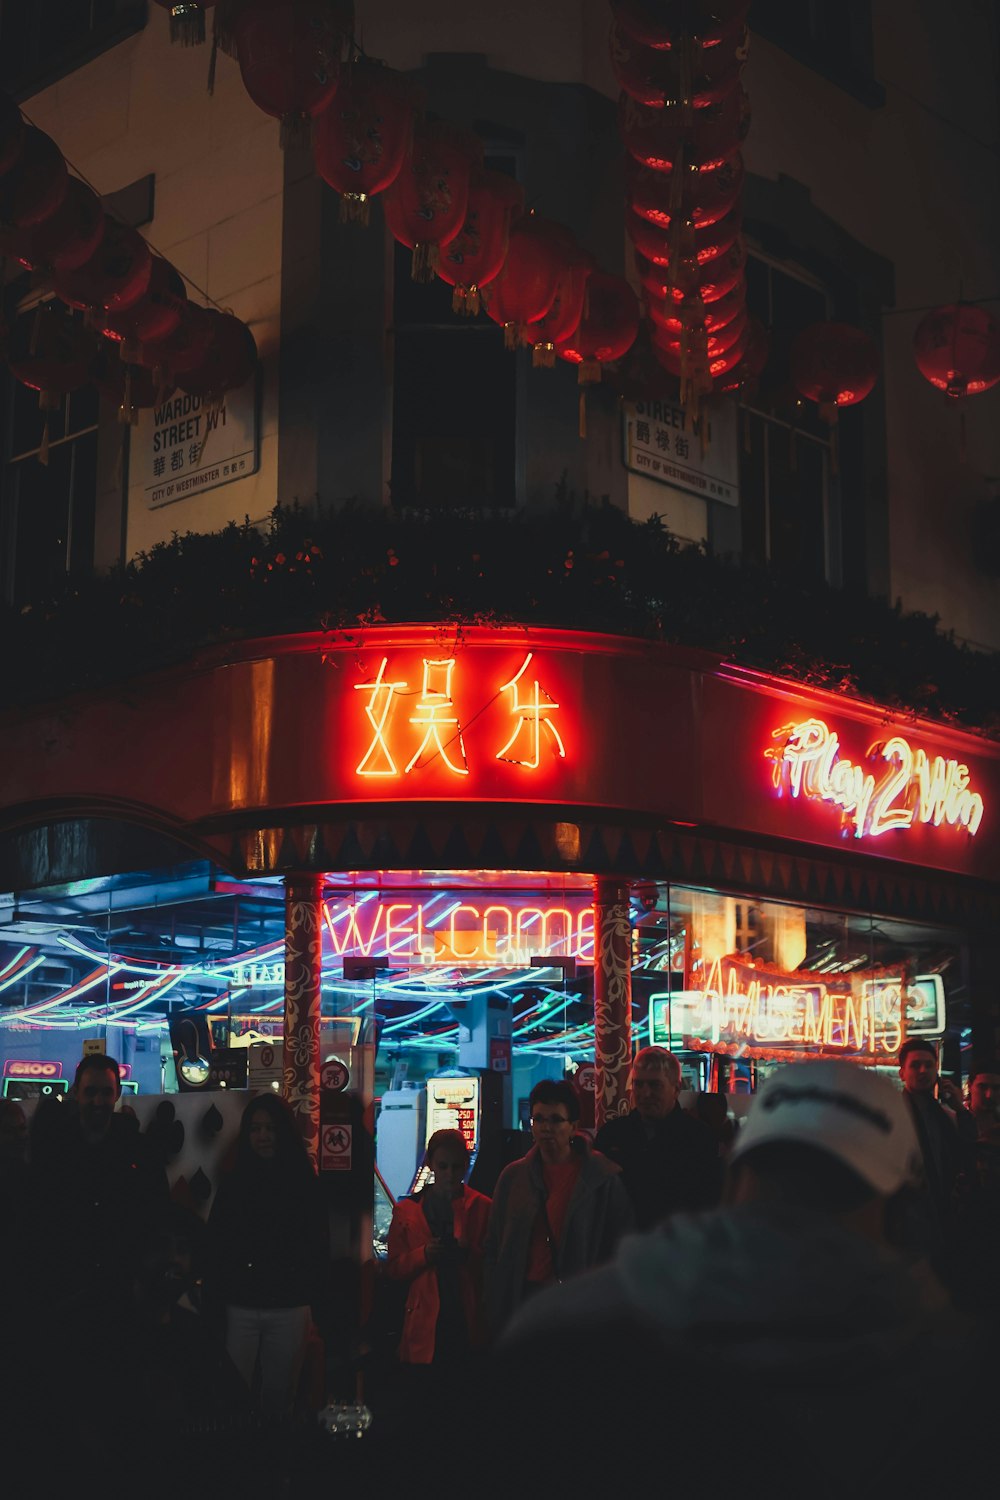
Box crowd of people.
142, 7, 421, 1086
1, 1040, 997, 1496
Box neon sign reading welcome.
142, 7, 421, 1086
766, 718, 984, 839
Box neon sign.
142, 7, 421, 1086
649, 958, 945, 1059
766, 718, 984, 839
323, 898, 594, 969
3, 1059, 61, 1078
354, 653, 564, 778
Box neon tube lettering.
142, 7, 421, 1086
355, 658, 407, 776
496, 653, 566, 768
406, 659, 469, 776
767, 719, 984, 839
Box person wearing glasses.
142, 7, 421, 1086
483, 1078, 632, 1335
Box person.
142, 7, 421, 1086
593, 1045, 721, 1227
206, 1092, 330, 1420
386, 1128, 491, 1368
28, 1053, 168, 1327
492, 1060, 979, 1498
895, 1036, 976, 1277
955, 1067, 1000, 1325
969, 1067, 1000, 1148
483, 1078, 632, 1335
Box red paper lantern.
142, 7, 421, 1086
652, 302, 746, 360
313, 59, 416, 224
233, 0, 351, 146
647, 277, 746, 336
620, 87, 750, 173
54, 216, 153, 316
0, 91, 24, 176
611, 22, 744, 109
634, 238, 745, 305
384, 121, 482, 282
0, 126, 68, 230
6, 303, 98, 410
139, 300, 216, 376
153, 0, 215, 45
10, 178, 105, 276
103, 257, 188, 359
626, 203, 742, 267
654, 322, 747, 381
556, 271, 640, 383
712, 314, 769, 393
436, 169, 524, 314
531, 244, 596, 367
627, 151, 743, 229
177, 309, 257, 405
612, 0, 750, 49
790, 321, 879, 420
913, 303, 1000, 399
482, 215, 566, 350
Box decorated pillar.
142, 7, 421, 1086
282, 873, 325, 1164
593, 877, 633, 1130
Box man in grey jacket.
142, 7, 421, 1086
483, 1077, 632, 1334
488, 1061, 982, 1498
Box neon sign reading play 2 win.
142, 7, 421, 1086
767, 718, 984, 839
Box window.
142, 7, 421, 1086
738, 252, 835, 583
389, 155, 518, 510
0, 0, 146, 96
0, 299, 100, 607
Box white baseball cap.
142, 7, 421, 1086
730, 1059, 921, 1196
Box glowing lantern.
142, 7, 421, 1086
232, 0, 350, 146
653, 321, 746, 381
176, 309, 257, 406
531, 244, 596, 367
436, 169, 524, 314
627, 151, 743, 229
0, 91, 24, 176
610, 21, 744, 109
53, 216, 153, 316
712, 314, 769, 393
652, 303, 746, 361
634, 240, 745, 305
646, 277, 746, 336
913, 303, 1000, 399
384, 121, 482, 282
9, 178, 105, 276
313, 58, 416, 224
0, 126, 68, 230
153, 0, 215, 45
619, 87, 749, 173
556, 271, 640, 383
612, 0, 750, 49
482, 215, 566, 349
790, 321, 879, 421
626, 203, 742, 268
103, 257, 188, 361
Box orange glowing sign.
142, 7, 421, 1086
766, 718, 984, 840
354, 653, 564, 778
323, 897, 594, 968
3, 1059, 61, 1077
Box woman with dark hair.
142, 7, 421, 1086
206, 1092, 329, 1418
386, 1128, 491, 1367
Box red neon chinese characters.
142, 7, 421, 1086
354, 658, 407, 775
406, 659, 468, 776
495, 653, 566, 768
766, 718, 984, 839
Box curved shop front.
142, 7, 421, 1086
0, 626, 997, 1219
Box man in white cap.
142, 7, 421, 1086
486, 1060, 980, 1498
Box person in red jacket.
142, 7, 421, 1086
386, 1129, 490, 1367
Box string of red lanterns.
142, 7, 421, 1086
0, 90, 258, 449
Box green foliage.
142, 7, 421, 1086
3, 500, 998, 735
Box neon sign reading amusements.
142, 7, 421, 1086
354, 653, 565, 777
649, 958, 945, 1060
766, 718, 984, 839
